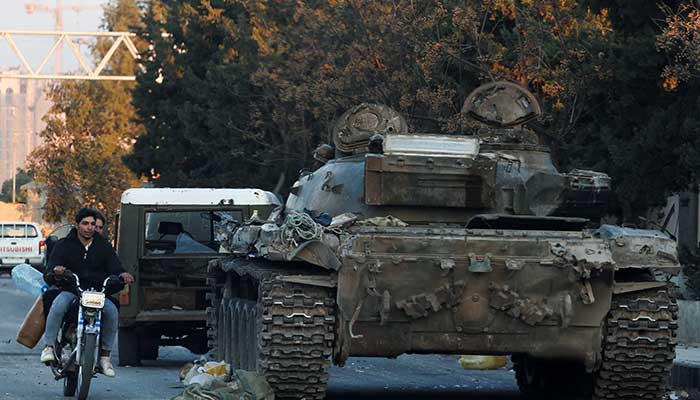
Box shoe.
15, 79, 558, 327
98, 356, 115, 377
40, 346, 55, 363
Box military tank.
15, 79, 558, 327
206, 81, 679, 400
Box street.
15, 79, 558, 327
0, 274, 525, 400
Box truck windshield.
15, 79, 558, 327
143, 210, 242, 255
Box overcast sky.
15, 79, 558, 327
0, 1, 106, 74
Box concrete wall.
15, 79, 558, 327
0, 201, 25, 220
679, 300, 700, 346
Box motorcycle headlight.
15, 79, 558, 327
81, 292, 106, 308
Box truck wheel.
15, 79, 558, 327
139, 334, 159, 360
118, 327, 140, 366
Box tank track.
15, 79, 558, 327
205, 274, 222, 359
594, 288, 677, 399
258, 280, 336, 400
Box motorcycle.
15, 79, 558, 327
44, 273, 124, 399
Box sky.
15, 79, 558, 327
0, 1, 106, 74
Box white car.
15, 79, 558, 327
0, 222, 45, 272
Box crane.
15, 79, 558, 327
24, 1, 102, 74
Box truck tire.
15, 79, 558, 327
139, 334, 159, 360
118, 327, 140, 366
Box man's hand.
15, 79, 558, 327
53, 266, 66, 275
119, 272, 135, 285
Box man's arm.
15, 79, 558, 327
105, 245, 134, 284
44, 240, 69, 285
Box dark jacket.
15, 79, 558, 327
44, 228, 124, 291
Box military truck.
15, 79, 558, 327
207, 82, 679, 400
115, 188, 280, 365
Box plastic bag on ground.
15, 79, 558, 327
458, 355, 508, 370
174, 365, 274, 400
182, 360, 230, 387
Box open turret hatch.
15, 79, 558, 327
462, 81, 541, 128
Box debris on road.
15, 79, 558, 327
458, 355, 508, 370
174, 360, 274, 400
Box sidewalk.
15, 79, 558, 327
672, 345, 700, 391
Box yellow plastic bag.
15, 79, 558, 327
458, 355, 508, 370
203, 361, 228, 376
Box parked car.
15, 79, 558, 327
0, 222, 45, 273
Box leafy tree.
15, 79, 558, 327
129, 1, 612, 191
128, 0, 700, 223
0, 169, 32, 203
27, 0, 144, 223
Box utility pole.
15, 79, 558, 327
9, 107, 17, 203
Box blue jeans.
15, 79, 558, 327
43, 291, 118, 352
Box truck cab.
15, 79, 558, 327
115, 188, 280, 365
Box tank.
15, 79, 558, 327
207, 81, 679, 400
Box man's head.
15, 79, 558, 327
74, 208, 99, 242
95, 211, 106, 235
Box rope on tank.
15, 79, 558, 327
280, 210, 323, 248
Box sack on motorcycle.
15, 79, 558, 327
16, 297, 45, 349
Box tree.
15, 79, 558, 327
28, 0, 144, 223
0, 169, 32, 203
128, 1, 613, 192
128, 0, 700, 222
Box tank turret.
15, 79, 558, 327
287, 81, 610, 226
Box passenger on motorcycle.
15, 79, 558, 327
39, 208, 135, 377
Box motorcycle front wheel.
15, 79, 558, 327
63, 371, 77, 396
77, 333, 97, 400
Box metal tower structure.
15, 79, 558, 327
25, 0, 102, 74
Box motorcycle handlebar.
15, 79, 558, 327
57, 272, 123, 293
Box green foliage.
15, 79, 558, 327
0, 169, 32, 203
128, 1, 611, 191
27, 0, 144, 223
126, 0, 700, 222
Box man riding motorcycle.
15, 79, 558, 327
40, 208, 134, 377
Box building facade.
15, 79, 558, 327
0, 68, 51, 184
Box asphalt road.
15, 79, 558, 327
0, 273, 524, 400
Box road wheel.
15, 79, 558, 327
117, 327, 140, 366
229, 299, 257, 371
214, 300, 226, 361
77, 333, 97, 400
63, 371, 77, 396
224, 300, 234, 366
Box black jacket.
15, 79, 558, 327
44, 228, 124, 291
